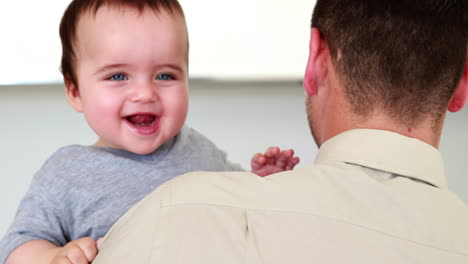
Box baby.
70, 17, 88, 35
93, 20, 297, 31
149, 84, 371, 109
0, 0, 299, 264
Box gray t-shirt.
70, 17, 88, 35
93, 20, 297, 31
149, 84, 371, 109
0, 127, 242, 263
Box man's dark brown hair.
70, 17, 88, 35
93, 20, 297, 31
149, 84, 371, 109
59, 0, 185, 88
312, 0, 467, 126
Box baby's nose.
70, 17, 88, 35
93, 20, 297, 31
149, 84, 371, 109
129, 83, 158, 103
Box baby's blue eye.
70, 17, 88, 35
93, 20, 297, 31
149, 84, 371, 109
110, 73, 127, 81
156, 74, 174, 81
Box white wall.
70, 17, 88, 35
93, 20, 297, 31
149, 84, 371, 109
181, 0, 313, 79
0, 82, 467, 239
0, 0, 313, 85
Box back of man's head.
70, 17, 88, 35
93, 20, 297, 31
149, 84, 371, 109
311, 0, 467, 126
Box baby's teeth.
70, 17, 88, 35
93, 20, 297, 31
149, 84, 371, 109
136, 122, 153, 126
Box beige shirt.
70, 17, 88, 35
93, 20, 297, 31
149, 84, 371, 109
94, 129, 468, 264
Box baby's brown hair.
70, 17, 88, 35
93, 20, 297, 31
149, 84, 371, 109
59, 0, 185, 87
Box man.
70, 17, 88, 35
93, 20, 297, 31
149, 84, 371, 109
93, 0, 468, 263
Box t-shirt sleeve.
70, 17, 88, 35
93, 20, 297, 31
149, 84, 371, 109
0, 164, 68, 263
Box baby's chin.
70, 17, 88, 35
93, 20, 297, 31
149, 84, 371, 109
128, 147, 158, 155
93, 138, 162, 155
123, 140, 167, 155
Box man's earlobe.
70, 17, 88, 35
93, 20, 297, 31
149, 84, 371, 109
448, 62, 468, 113
64, 76, 83, 112
304, 28, 324, 96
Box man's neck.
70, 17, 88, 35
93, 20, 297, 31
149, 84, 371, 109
347, 114, 444, 148
315, 66, 445, 149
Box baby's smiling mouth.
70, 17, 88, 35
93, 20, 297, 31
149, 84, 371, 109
126, 114, 157, 127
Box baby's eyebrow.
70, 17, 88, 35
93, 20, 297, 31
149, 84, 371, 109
94, 64, 128, 75
158, 64, 185, 73
94, 64, 185, 75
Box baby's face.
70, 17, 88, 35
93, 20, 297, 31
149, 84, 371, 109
69, 5, 189, 154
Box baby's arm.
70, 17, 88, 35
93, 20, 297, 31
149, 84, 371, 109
6, 238, 98, 264
251, 147, 300, 177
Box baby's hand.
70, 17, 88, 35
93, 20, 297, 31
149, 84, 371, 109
251, 147, 300, 177
51, 237, 98, 264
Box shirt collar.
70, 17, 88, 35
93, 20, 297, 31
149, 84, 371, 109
314, 129, 447, 189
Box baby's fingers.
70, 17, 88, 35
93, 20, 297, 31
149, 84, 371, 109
64, 245, 89, 264
97, 237, 104, 248
74, 237, 98, 262
264, 146, 280, 159
275, 149, 294, 167
51, 256, 73, 264
52, 237, 98, 264
251, 153, 267, 170
285, 157, 300, 170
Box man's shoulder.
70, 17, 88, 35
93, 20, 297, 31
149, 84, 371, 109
154, 162, 468, 226
157, 170, 262, 207
100, 163, 468, 261
154, 165, 337, 211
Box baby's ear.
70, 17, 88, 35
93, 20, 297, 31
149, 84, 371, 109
64, 76, 83, 112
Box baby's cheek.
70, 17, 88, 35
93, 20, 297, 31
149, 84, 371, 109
84, 103, 120, 138
164, 90, 188, 127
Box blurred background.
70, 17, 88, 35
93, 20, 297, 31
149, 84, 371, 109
0, 0, 466, 239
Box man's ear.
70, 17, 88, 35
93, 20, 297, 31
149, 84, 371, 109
64, 76, 83, 112
448, 60, 468, 113
304, 28, 328, 96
